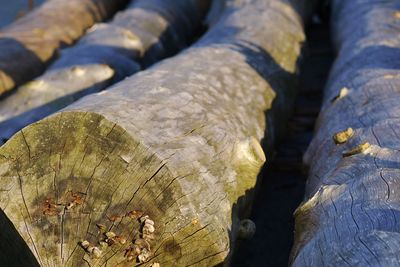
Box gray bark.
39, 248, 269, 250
0, 0, 313, 266
0, 0, 210, 145
291, 1, 400, 266
0, 0, 129, 95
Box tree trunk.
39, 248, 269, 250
0, 0, 129, 95
0, 0, 313, 266
0, 0, 210, 145
291, 1, 400, 266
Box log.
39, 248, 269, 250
0, 0, 210, 145
0, 0, 129, 96
0, 0, 314, 265
291, 1, 400, 266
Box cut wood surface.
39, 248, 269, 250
0, 0, 313, 266
291, 1, 400, 266
0, 0, 129, 96
0, 0, 210, 145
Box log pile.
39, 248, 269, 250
291, 1, 400, 265
0, 0, 314, 265
0, 0, 130, 96
0, 0, 210, 144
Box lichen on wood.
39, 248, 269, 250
0, 0, 211, 145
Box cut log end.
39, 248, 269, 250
0, 111, 228, 266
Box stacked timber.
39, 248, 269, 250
0, 0, 314, 266
0, 0, 210, 144
291, 1, 400, 266
0, 0, 129, 95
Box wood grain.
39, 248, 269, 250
291, 1, 400, 266
0, 0, 313, 265
0, 0, 129, 95
0, 0, 210, 145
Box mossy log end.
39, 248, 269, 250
0, 0, 129, 95
291, 1, 400, 266
0, 0, 312, 266
0, 0, 210, 144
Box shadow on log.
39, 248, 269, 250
0, 0, 130, 95
0, 208, 39, 266
0, 0, 211, 145
0, 0, 314, 265
291, 1, 400, 266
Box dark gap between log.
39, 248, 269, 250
231, 8, 334, 267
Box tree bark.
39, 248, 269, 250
0, 0, 129, 96
0, 0, 210, 145
291, 1, 400, 266
0, 0, 313, 266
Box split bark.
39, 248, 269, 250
0, 0, 210, 144
291, 1, 400, 266
0, 0, 313, 265
0, 0, 129, 95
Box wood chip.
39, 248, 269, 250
333, 127, 354, 144
105, 231, 116, 239
331, 87, 349, 103
80, 240, 90, 249
342, 142, 371, 157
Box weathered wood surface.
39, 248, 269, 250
0, 0, 313, 266
291, 1, 400, 266
0, 0, 129, 96
232, 19, 334, 266
0, 0, 210, 145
